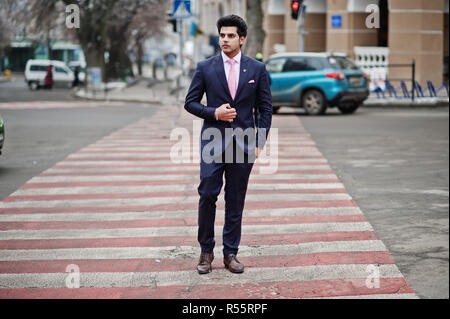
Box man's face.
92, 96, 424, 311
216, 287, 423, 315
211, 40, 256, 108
219, 26, 245, 57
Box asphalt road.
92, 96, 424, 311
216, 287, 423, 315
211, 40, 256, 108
0, 103, 160, 201
294, 105, 449, 299
0, 78, 448, 298
0, 75, 78, 102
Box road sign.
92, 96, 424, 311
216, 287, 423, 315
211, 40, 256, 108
173, 0, 192, 19
331, 15, 342, 28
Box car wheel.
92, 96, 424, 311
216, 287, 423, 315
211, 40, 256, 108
29, 81, 39, 91
272, 106, 280, 114
338, 103, 360, 114
302, 89, 326, 115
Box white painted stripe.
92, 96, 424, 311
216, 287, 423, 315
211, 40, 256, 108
0, 240, 385, 261
92, 139, 315, 145
0, 264, 403, 289
28, 173, 337, 183
0, 222, 374, 240
0, 207, 363, 222
11, 183, 347, 195
0, 193, 351, 208
68, 147, 320, 158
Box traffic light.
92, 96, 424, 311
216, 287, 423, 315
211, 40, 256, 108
167, 12, 177, 32
291, 0, 303, 20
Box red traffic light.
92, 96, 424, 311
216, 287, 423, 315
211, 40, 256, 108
291, 0, 302, 20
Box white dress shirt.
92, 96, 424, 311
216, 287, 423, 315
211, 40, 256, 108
221, 50, 241, 85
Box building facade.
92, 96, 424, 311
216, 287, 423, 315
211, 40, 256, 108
198, 0, 449, 87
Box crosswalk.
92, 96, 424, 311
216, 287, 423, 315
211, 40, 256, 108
0, 105, 417, 298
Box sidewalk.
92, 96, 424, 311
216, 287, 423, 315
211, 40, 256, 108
0, 76, 10, 83
74, 76, 448, 109
363, 94, 449, 107
74, 75, 190, 106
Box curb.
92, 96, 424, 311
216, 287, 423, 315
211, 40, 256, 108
363, 98, 449, 108
72, 90, 162, 104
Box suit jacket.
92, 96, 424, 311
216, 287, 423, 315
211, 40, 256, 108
184, 53, 272, 156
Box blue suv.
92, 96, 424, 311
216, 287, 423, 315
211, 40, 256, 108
265, 52, 370, 115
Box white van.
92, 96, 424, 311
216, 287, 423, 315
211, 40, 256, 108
25, 60, 75, 90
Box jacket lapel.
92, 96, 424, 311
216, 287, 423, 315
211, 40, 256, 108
213, 55, 232, 100
234, 55, 249, 102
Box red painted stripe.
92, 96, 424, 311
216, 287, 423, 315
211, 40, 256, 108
0, 214, 366, 230
0, 278, 414, 299
0, 251, 392, 274
0, 231, 377, 250
61, 155, 325, 161
4, 188, 346, 202
19, 179, 340, 189
0, 200, 356, 215
38, 169, 334, 177
52, 162, 329, 169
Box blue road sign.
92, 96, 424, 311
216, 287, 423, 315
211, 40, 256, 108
331, 15, 342, 28
173, 0, 192, 19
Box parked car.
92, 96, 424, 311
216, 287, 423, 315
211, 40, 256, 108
25, 59, 74, 90
0, 113, 4, 155
265, 52, 370, 115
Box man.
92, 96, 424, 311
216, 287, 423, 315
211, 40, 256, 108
184, 15, 272, 274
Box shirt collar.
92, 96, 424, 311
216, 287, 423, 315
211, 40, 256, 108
221, 50, 241, 64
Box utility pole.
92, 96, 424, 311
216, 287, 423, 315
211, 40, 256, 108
291, 0, 306, 52
298, 4, 306, 52
178, 18, 184, 73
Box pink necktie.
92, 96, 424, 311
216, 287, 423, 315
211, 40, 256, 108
227, 59, 237, 100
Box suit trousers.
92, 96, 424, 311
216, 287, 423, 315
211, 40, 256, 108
197, 137, 254, 257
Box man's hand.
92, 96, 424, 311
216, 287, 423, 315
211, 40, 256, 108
216, 103, 237, 122
255, 147, 259, 159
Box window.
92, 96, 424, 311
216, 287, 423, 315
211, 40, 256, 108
55, 66, 68, 74
30, 65, 47, 72
282, 57, 310, 72
307, 57, 328, 70
266, 58, 287, 73
329, 56, 359, 70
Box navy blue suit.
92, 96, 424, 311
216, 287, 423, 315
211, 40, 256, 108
184, 52, 272, 257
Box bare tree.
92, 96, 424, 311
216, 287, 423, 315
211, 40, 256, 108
16, 0, 167, 80
244, 0, 266, 59
0, 0, 25, 60
127, 2, 168, 76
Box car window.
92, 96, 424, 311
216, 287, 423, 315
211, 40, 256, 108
307, 57, 328, 70
30, 65, 47, 72
266, 58, 287, 73
282, 58, 311, 72
55, 66, 68, 74
328, 56, 359, 70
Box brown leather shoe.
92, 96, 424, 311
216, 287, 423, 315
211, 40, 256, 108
197, 252, 214, 274
223, 254, 244, 273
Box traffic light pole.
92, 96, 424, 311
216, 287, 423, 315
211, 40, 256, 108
297, 5, 306, 52
178, 18, 184, 73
